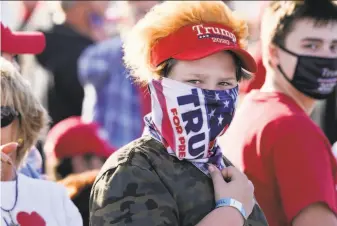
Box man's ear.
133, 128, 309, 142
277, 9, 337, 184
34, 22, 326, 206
267, 43, 280, 68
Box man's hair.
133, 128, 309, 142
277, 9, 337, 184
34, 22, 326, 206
261, 0, 337, 51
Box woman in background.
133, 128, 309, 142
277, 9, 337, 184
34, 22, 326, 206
0, 57, 82, 226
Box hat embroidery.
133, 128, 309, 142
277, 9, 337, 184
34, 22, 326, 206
192, 24, 237, 44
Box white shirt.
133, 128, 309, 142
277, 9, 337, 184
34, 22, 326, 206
1, 173, 83, 226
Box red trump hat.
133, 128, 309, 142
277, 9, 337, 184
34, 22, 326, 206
45, 117, 113, 159
151, 23, 257, 73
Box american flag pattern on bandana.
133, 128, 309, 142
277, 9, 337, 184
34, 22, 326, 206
143, 78, 238, 176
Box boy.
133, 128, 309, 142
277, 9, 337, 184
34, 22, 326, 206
220, 1, 337, 225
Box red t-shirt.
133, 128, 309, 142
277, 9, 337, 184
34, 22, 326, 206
220, 91, 337, 226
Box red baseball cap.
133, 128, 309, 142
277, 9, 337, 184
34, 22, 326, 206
0, 23, 46, 54
45, 117, 113, 159
151, 22, 257, 73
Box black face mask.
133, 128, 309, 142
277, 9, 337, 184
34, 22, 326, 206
277, 45, 337, 100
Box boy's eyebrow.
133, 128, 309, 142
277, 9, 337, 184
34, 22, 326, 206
301, 38, 337, 44
301, 38, 323, 42
188, 73, 236, 80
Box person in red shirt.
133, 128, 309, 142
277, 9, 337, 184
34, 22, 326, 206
219, 1, 337, 226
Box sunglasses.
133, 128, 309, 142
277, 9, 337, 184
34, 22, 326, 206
1, 106, 20, 128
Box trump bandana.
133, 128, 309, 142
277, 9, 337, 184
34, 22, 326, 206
144, 78, 238, 176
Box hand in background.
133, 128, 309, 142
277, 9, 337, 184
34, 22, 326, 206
1, 142, 18, 181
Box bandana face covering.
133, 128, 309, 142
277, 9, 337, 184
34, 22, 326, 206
144, 77, 238, 176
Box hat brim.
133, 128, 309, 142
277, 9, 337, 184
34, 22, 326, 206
172, 45, 257, 74
5, 31, 46, 54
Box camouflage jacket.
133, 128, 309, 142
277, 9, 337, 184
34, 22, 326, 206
90, 136, 268, 226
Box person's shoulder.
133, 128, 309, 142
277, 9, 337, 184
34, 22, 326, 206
91, 136, 170, 209
265, 113, 331, 156
257, 112, 324, 145
19, 174, 68, 195
97, 136, 164, 177
272, 113, 322, 134
96, 35, 123, 50
37, 24, 68, 39
92, 136, 170, 188
245, 91, 300, 114
36, 24, 55, 34
244, 91, 315, 128
79, 36, 123, 73
84, 36, 122, 57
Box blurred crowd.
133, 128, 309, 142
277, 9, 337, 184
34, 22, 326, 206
1, 1, 337, 226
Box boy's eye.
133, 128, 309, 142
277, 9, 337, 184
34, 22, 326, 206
187, 80, 201, 84
303, 43, 319, 51
218, 82, 231, 86
330, 44, 337, 53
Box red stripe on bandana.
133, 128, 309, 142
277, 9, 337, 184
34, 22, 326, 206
153, 81, 176, 151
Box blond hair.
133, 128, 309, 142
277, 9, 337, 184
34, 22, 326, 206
1, 57, 49, 166
123, 1, 249, 84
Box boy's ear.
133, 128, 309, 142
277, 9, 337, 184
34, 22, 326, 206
268, 43, 280, 67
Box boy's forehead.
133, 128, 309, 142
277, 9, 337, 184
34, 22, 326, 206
289, 18, 337, 42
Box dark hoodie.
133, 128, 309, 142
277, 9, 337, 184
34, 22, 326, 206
36, 23, 94, 127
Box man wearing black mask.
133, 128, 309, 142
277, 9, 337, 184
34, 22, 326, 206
220, 1, 337, 226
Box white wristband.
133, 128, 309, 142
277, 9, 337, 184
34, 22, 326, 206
215, 198, 247, 220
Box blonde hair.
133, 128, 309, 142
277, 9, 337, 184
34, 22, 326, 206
123, 1, 249, 84
1, 57, 49, 166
